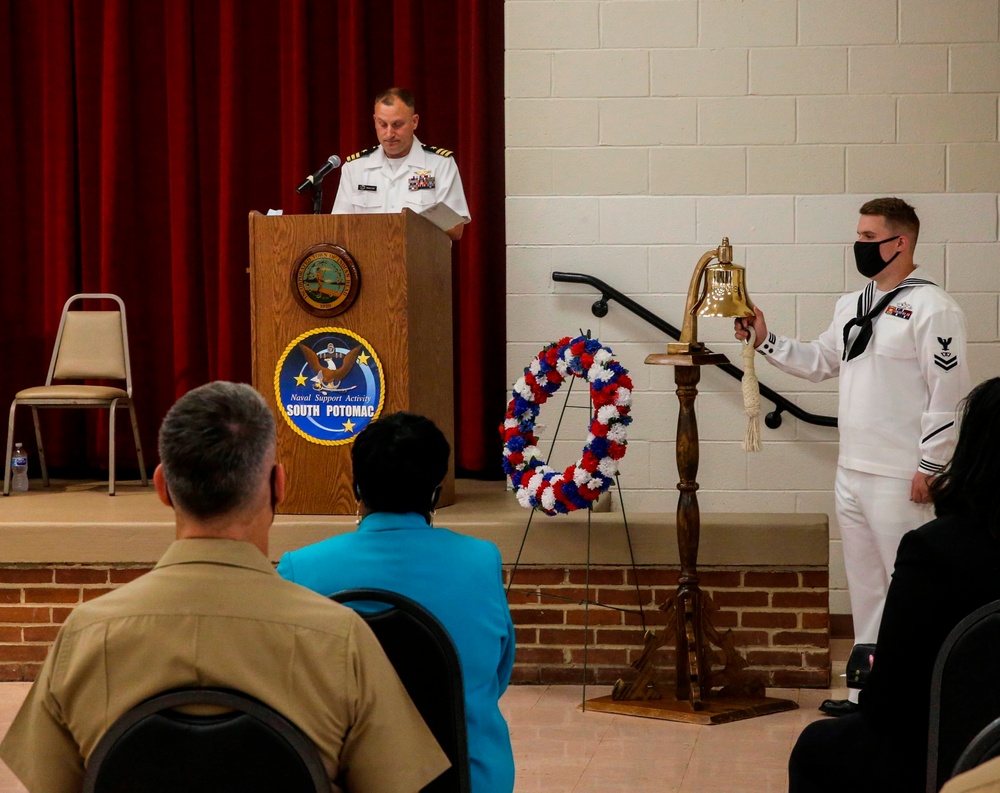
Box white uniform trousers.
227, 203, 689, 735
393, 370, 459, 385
834, 466, 933, 702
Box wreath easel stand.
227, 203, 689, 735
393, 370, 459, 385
502, 333, 644, 711
505, 371, 647, 711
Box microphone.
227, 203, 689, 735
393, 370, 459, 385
296, 155, 342, 193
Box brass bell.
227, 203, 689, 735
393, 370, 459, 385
691, 239, 755, 319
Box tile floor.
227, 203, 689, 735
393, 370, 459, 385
500, 681, 837, 792
0, 642, 849, 792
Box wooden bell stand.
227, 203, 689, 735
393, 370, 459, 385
585, 240, 798, 724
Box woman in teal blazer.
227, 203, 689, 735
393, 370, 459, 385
278, 412, 516, 793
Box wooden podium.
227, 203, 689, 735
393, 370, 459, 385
249, 211, 455, 514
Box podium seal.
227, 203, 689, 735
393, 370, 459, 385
290, 243, 360, 317
274, 328, 385, 445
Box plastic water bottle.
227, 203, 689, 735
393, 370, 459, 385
10, 443, 28, 492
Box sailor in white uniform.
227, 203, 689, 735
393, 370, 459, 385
332, 88, 470, 241
736, 197, 969, 716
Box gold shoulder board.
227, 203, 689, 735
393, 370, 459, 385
422, 144, 454, 158
345, 147, 377, 163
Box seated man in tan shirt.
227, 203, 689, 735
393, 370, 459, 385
0, 381, 448, 792
942, 756, 1000, 793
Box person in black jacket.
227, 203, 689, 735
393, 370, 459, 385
789, 376, 1000, 792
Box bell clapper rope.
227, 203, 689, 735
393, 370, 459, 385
741, 326, 762, 452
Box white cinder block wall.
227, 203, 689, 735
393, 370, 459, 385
503, 0, 1000, 618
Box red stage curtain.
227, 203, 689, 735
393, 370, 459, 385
0, 0, 504, 477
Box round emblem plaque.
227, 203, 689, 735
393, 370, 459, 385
290, 244, 360, 317
274, 328, 386, 446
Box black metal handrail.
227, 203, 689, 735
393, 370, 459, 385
551, 271, 837, 429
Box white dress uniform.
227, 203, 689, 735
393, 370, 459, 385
758, 270, 969, 692
332, 135, 470, 223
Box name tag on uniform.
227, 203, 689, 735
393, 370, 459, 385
358, 184, 377, 192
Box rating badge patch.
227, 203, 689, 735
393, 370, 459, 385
934, 336, 959, 372
274, 328, 386, 445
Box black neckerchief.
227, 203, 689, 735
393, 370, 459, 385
842, 277, 933, 362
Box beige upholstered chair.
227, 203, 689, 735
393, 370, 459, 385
3, 294, 148, 496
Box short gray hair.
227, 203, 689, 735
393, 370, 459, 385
375, 87, 415, 110
158, 382, 275, 519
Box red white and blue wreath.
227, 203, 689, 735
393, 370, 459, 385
501, 335, 632, 515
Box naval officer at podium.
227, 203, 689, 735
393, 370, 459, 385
332, 87, 470, 241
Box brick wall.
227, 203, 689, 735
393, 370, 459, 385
0, 562, 830, 689
506, 565, 830, 689
0, 565, 152, 681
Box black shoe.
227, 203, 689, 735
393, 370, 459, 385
819, 699, 860, 717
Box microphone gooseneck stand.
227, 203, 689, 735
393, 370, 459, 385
310, 184, 323, 215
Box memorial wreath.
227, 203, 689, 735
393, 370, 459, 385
501, 335, 632, 515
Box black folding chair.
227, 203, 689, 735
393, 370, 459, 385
332, 588, 471, 793
82, 687, 328, 793
927, 599, 1000, 792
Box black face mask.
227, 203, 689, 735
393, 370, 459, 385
854, 236, 901, 278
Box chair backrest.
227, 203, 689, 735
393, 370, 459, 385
47, 294, 132, 391
82, 687, 329, 793
928, 600, 1000, 792
952, 716, 1000, 779
332, 588, 471, 793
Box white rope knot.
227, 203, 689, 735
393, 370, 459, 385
741, 326, 761, 452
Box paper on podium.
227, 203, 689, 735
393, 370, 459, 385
417, 202, 465, 233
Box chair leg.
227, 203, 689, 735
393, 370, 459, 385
30, 407, 49, 488
3, 401, 16, 496
127, 402, 148, 487
108, 401, 120, 496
